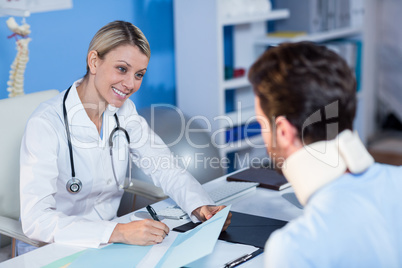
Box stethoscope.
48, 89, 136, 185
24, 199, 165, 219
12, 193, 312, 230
63, 86, 133, 193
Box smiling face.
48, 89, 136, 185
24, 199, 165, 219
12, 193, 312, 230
89, 44, 149, 108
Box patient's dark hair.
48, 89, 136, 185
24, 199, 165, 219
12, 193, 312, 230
248, 41, 357, 144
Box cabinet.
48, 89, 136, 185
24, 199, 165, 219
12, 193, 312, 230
174, 0, 376, 173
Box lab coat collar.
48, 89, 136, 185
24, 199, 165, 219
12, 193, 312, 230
64, 80, 120, 128
282, 130, 374, 206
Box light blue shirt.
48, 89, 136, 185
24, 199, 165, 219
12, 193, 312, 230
265, 163, 402, 268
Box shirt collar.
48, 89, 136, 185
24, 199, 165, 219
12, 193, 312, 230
64, 79, 120, 127
282, 130, 374, 206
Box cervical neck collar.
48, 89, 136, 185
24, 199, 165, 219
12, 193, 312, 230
282, 130, 374, 206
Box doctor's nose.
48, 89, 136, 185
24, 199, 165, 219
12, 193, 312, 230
122, 75, 135, 91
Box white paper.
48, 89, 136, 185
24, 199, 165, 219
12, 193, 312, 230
187, 240, 261, 268
137, 232, 179, 268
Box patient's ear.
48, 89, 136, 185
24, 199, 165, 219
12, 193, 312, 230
275, 116, 302, 157
87, 50, 98, 75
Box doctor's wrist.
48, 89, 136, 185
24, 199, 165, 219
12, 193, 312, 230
109, 223, 125, 244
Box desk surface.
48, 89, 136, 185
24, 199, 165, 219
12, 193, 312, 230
0, 175, 303, 268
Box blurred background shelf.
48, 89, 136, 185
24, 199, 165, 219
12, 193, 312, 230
255, 26, 363, 45
223, 77, 250, 90
220, 9, 289, 26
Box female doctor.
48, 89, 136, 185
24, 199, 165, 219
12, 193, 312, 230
19, 20, 230, 253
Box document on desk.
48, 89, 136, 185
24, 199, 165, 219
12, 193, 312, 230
61, 205, 231, 268
187, 240, 261, 268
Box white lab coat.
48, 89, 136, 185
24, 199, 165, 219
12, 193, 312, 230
20, 80, 214, 248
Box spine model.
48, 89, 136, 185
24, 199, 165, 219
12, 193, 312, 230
6, 17, 31, 98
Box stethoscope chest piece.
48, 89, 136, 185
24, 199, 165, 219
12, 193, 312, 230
63, 86, 131, 194
66, 178, 82, 194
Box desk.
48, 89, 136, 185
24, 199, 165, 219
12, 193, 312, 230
0, 175, 303, 268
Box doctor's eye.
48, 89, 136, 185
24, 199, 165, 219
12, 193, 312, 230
135, 73, 144, 80
117, 66, 127, 73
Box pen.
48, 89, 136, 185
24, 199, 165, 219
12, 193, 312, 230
224, 248, 264, 268
146, 205, 160, 221
146, 205, 169, 237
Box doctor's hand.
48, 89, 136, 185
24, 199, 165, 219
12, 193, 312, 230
109, 220, 169, 246
192, 205, 232, 231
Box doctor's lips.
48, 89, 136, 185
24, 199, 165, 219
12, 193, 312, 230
112, 87, 128, 98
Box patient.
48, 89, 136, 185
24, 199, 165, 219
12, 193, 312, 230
249, 41, 402, 267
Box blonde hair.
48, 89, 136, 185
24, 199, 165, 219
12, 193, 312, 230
84, 20, 150, 78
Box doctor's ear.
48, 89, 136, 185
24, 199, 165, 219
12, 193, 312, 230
87, 50, 99, 75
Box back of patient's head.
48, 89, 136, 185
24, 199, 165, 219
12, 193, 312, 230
249, 41, 357, 144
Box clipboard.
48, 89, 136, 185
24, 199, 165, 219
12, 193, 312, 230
173, 211, 288, 248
